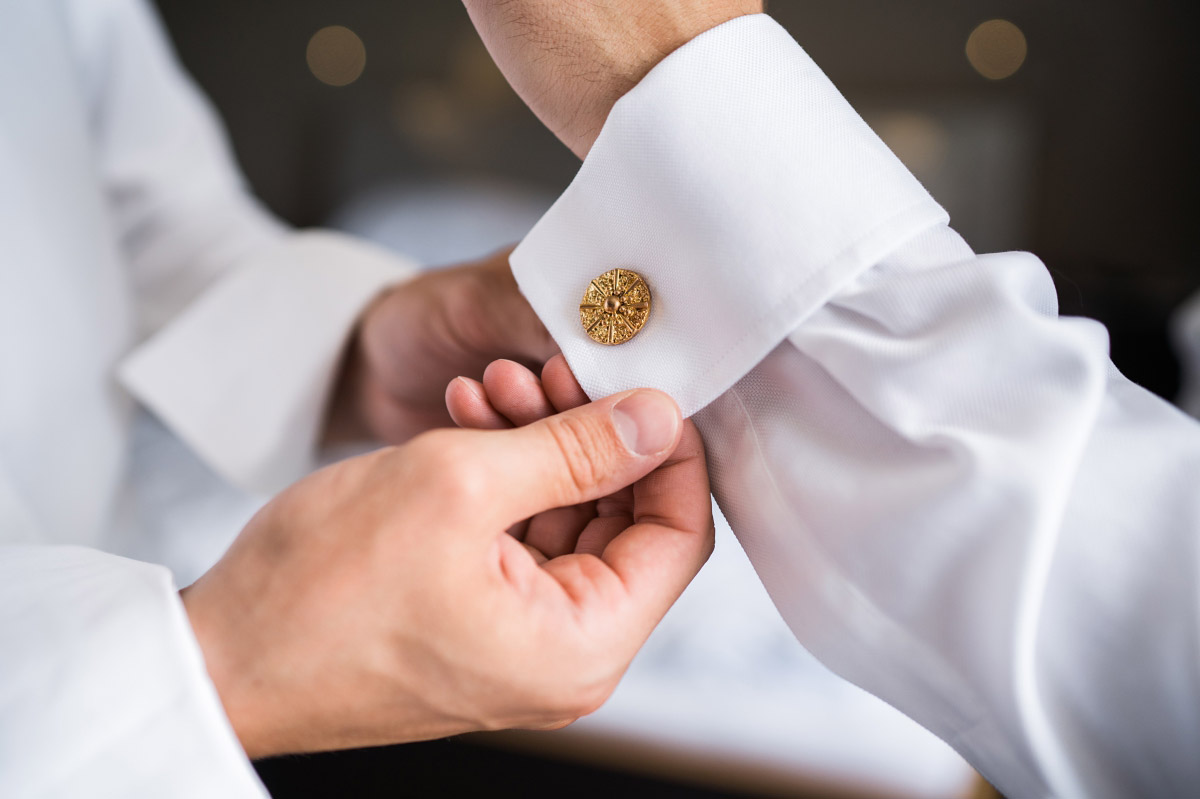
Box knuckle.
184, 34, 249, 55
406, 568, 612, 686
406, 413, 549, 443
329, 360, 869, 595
540, 717, 578, 732
405, 431, 488, 504
543, 669, 617, 722
441, 463, 490, 509
404, 431, 457, 473
543, 414, 615, 498
571, 680, 615, 719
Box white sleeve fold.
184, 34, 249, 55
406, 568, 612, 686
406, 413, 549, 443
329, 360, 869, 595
119, 231, 414, 495
3, 3, 409, 796
0, 545, 266, 798
66, 0, 417, 496
510, 14, 945, 417
511, 13, 1200, 798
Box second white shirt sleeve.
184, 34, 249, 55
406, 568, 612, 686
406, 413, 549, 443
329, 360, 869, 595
66, 0, 417, 496
0, 546, 267, 798
510, 14, 1200, 799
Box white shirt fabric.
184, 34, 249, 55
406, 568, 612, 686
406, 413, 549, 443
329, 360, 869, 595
511, 14, 1200, 799
1175, 290, 1200, 420
5, 3, 1197, 797
0, 0, 411, 795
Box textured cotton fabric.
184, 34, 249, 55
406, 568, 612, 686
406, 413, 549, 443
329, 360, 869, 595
0, 1, 410, 795
513, 17, 946, 417
512, 15, 1200, 799
0, 546, 262, 797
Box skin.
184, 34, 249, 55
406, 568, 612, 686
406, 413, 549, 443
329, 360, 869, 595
447, 354, 713, 565
326, 246, 557, 445
461, 0, 763, 158
184, 0, 767, 757
183, 384, 713, 758
335, 0, 763, 443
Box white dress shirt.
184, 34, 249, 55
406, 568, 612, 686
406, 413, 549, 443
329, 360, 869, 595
4, 3, 1197, 797
511, 14, 1200, 799
1176, 291, 1200, 419
0, 1, 409, 795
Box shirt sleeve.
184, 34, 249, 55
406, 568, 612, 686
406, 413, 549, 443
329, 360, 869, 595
66, 0, 415, 495
509, 14, 1200, 799
0, 545, 267, 798
1173, 290, 1200, 419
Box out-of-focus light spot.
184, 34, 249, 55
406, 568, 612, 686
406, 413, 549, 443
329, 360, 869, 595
388, 33, 517, 157
392, 82, 471, 157
449, 34, 515, 114
966, 19, 1027, 80
871, 112, 949, 177
307, 25, 366, 87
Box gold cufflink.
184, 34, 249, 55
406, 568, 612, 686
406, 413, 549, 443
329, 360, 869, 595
579, 268, 652, 345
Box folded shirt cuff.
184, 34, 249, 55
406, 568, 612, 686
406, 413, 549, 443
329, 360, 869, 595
119, 230, 415, 495
0, 545, 266, 798
510, 13, 948, 416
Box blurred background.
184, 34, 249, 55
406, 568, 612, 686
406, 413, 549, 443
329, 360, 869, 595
148, 1, 1198, 796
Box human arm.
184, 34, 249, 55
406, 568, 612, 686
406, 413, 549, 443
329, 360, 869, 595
461, 6, 1200, 797
182, 388, 712, 756
70, 0, 551, 493
3, 387, 710, 792
1, 1, 566, 794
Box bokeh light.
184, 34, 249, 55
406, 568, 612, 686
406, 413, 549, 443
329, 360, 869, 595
872, 111, 949, 177
966, 19, 1027, 80
306, 25, 366, 87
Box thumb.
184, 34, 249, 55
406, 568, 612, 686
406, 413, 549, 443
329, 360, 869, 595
478, 389, 683, 525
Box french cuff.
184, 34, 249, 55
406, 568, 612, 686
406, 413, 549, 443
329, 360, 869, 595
510, 13, 948, 416
0, 546, 265, 798
119, 230, 415, 495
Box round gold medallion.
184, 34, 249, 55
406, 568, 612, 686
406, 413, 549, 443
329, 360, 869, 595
579, 268, 652, 345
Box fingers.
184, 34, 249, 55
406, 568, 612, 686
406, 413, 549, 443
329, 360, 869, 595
483, 360, 557, 426
447, 359, 558, 430
450, 358, 597, 556
446, 377, 511, 429
524, 505, 597, 559
612, 420, 713, 617
630, 421, 711, 536
473, 389, 683, 525
477, 249, 559, 364
541, 354, 589, 412
571, 512, 632, 559
440, 356, 710, 667
522, 541, 549, 566
444, 355, 704, 597
560, 421, 713, 631
449, 355, 587, 432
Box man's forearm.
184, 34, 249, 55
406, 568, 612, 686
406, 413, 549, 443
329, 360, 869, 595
462, 0, 762, 158
469, 9, 1200, 797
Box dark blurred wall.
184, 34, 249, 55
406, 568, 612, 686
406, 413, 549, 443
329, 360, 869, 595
154, 0, 1198, 397
152, 2, 574, 225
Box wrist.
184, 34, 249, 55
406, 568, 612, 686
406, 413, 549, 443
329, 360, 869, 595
533, 3, 764, 157
324, 289, 395, 446
181, 583, 274, 760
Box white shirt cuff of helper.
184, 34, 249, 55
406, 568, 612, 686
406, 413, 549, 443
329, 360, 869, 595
510, 14, 948, 416
119, 230, 415, 495
0, 546, 266, 798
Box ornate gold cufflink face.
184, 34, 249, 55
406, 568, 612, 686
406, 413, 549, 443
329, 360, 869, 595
579, 268, 652, 345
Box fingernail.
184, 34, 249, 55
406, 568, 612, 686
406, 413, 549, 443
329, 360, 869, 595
455, 376, 481, 399
612, 391, 680, 455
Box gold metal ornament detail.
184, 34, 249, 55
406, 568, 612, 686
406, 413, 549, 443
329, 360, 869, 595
579, 268, 652, 345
